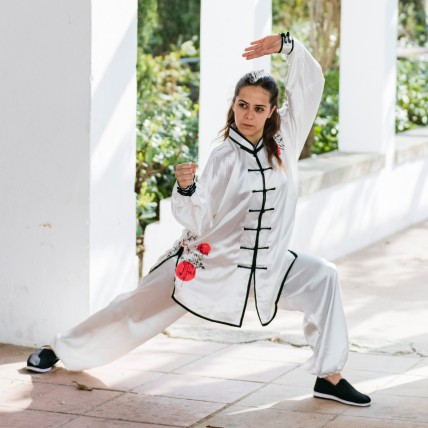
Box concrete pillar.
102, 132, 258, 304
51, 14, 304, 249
339, 0, 398, 159
0, 0, 138, 346
198, 0, 272, 169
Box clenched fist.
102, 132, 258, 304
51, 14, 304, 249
175, 162, 197, 188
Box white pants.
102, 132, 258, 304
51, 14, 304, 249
52, 252, 348, 377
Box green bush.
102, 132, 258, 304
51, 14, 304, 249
398, 0, 428, 47
313, 68, 339, 155
396, 57, 428, 132
135, 41, 199, 265
138, 0, 200, 55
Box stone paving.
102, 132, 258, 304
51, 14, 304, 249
1, 220, 427, 427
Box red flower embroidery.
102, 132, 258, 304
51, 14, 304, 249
197, 242, 211, 255
277, 144, 281, 156
176, 261, 196, 281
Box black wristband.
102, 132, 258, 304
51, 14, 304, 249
279, 32, 294, 55
177, 182, 196, 197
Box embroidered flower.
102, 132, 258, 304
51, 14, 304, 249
197, 243, 211, 255
276, 144, 281, 156
175, 232, 210, 283
176, 261, 196, 281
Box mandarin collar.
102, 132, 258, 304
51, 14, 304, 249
229, 126, 264, 155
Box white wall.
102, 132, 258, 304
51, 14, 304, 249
0, 0, 138, 346
291, 153, 428, 260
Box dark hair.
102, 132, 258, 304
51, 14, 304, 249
220, 70, 283, 170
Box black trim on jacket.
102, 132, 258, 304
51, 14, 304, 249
260, 250, 299, 326
170, 130, 297, 327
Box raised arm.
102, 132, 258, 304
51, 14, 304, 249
243, 32, 325, 159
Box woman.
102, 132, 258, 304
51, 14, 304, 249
27, 32, 371, 407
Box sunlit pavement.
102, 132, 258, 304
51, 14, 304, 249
1, 220, 427, 427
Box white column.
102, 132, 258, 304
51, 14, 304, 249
198, 0, 272, 169
0, 0, 138, 346
339, 0, 398, 158
89, 0, 138, 313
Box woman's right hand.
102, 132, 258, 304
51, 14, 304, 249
175, 162, 197, 188
242, 34, 282, 60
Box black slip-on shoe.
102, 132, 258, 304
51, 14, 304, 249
27, 347, 59, 373
313, 377, 371, 407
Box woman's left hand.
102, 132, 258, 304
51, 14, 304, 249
242, 34, 282, 60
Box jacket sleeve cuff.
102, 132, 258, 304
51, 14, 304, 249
278, 32, 294, 55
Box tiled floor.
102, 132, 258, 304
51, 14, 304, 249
1, 340, 427, 427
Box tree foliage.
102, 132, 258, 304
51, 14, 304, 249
396, 58, 428, 132
313, 68, 339, 155
137, 0, 158, 51
398, 0, 428, 47
272, 0, 428, 157
272, 0, 341, 158
138, 0, 200, 54
135, 0, 201, 273
135, 41, 199, 272
272, 0, 340, 73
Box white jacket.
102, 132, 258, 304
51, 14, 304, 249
150, 36, 325, 327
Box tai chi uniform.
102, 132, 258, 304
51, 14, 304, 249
52, 35, 349, 377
